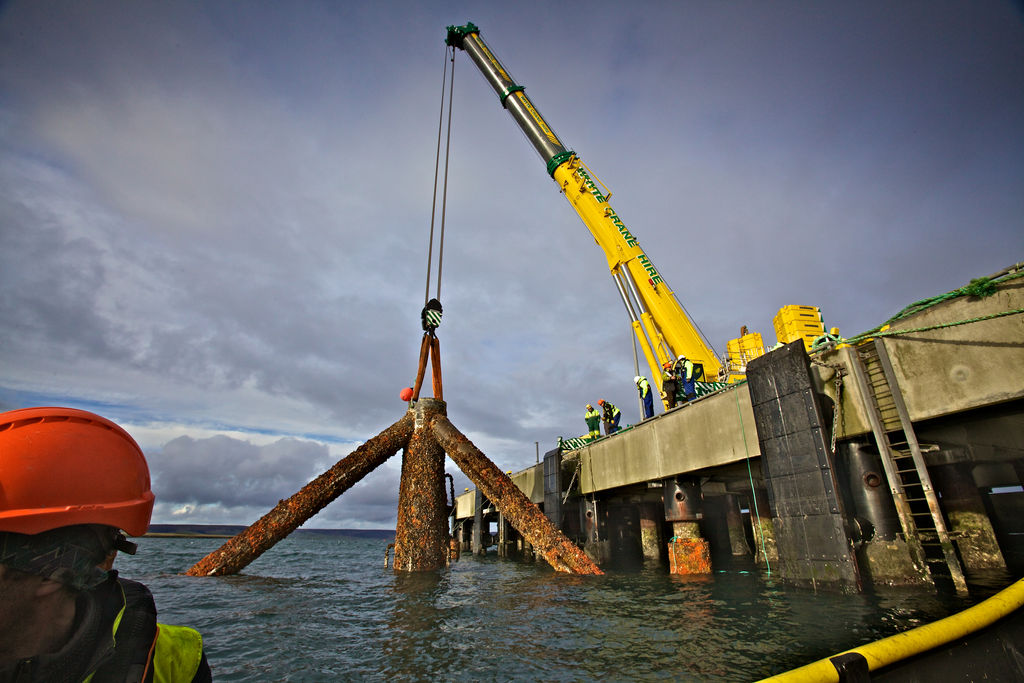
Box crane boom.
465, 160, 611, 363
446, 23, 722, 391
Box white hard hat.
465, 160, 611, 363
634, 376, 642, 383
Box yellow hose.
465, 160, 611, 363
759, 577, 1024, 682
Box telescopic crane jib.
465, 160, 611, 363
445, 22, 723, 398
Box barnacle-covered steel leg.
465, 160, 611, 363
186, 412, 415, 577
431, 415, 603, 575
393, 398, 450, 571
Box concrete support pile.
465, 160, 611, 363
931, 462, 1006, 571
669, 522, 711, 575
638, 503, 663, 563
187, 401, 601, 577
724, 494, 751, 557
664, 478, 711, 575
749, 487, 778, 568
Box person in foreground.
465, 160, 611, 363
0, 406, 212, 682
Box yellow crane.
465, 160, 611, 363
446, 22, 725, 402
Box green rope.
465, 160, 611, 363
809, 268, 1024, 352
735, 387, 770, 576
842, 307, 1024, 347
884, 270, 1019, 325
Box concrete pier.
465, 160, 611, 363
453, 270, 1024, 587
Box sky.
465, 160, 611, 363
1, 1, 1022, 531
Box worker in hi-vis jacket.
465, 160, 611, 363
584, 404, 601, 441
635, 376, 654, 419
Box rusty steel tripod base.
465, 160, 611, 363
186, 400, 602, 577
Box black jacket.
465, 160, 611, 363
0, 573, 211, 683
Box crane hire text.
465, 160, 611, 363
636, 254, 664, 286
575, 167, 639, 248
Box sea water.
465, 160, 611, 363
118, 535, 1006, 682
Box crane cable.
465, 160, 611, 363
411, 46, 456, 402
424, 46, 456, 305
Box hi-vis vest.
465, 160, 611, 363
675, 359, 704, 382
150, 625, 204, 682
84, 579, 205, 683
690, 362, 704, 382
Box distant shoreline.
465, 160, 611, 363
145, 532, 234, 538
144, 525, 395, 540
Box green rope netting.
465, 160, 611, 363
811, 267, 1024, 351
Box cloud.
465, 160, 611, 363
152, 435, 329, 508
147, 432, 412, 528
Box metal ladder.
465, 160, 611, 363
848, 338, 968, 593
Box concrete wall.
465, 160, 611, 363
453, 464, 544, 518
515, 464, 544, 503
813, 346, 871, 439
452, 385, 760, 520
454, 490, 475, 519
884, 278, 1024, 420
577, 383, 760, 495
813, 276, 1023, 441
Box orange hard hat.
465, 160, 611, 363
0, 407, 155, 536
399, 387, 414, 401
598, 399, 605, 406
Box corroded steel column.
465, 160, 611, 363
431, 416, 603, 575
639, 502, 663, 562
664, 478, 711, 574
187, 412, 414, 577
393, 398, 450, 571
669, 521, 711, 575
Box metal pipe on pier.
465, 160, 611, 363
186, 412, 415, 577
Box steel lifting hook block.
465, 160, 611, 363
412, 299, 445, 401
